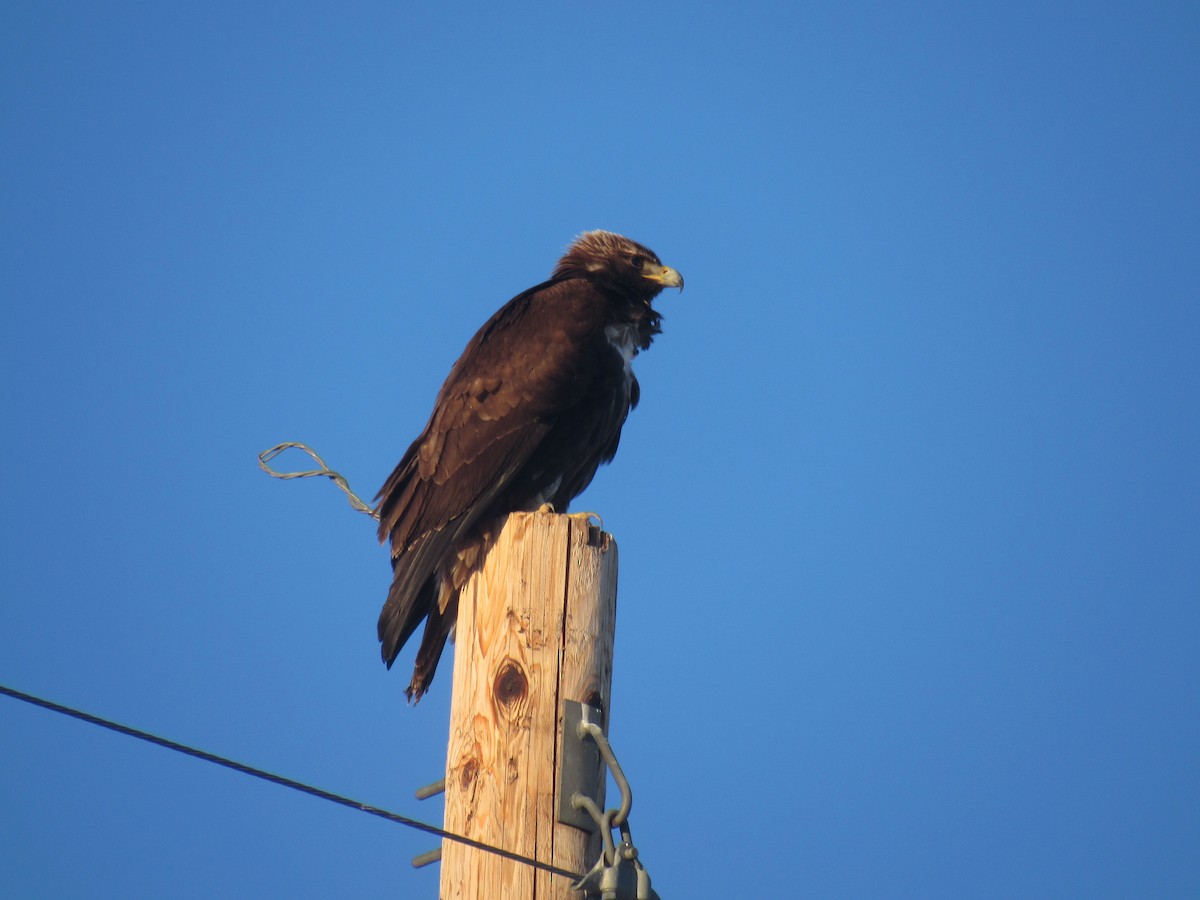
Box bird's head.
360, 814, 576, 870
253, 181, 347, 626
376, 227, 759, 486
553, 230, 684, 301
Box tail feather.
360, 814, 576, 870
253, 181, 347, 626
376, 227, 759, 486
378, 574, 435, 668
376, 523, 457, 665
405, 602, 453, 704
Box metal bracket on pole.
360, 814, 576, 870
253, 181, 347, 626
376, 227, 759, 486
559, 701, 605, 832
559, 701, 660, 900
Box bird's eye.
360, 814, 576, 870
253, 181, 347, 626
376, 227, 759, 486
631, 256, 645, 270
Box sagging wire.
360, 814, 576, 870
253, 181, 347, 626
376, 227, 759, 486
0, 683, 582, 882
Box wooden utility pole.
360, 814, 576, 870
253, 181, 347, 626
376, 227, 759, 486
440, 510, 617, 899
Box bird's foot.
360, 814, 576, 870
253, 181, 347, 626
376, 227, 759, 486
536, 503, 604, 530
567, 510, 605, 530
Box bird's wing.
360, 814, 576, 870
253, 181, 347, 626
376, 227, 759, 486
374, 277, 607, 662
375, 276, 590, 549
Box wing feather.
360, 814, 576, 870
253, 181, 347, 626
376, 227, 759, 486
374, 276, 612, 667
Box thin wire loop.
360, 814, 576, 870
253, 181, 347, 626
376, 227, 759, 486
0, 683, 582, 882
258, 442, 380, 520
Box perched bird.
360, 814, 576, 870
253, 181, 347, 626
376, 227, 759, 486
375, 230, 683, 702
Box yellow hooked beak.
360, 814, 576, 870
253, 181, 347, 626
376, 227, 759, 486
642, 262, 684, 291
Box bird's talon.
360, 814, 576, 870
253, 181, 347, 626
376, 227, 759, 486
567, 510, 604, 530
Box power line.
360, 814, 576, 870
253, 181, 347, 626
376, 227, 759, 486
0, 683, 582, 882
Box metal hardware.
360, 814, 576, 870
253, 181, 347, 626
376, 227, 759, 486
411, 847, 442, 869
410, 777, 446, 868
561, 701, 660, 899
559, 701, 604, 831
414, 778, 445, 800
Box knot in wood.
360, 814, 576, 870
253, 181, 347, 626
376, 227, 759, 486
458, 757, 479, 792
492, 658, 528, 710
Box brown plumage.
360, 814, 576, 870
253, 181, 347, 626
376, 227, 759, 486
375, 230, 683, 702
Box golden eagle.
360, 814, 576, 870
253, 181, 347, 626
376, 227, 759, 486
375, 231, 683, 702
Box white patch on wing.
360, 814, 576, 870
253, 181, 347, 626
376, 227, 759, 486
605, 324, 637, 398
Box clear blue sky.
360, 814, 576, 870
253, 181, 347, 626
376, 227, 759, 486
3, 2, 1197, 896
